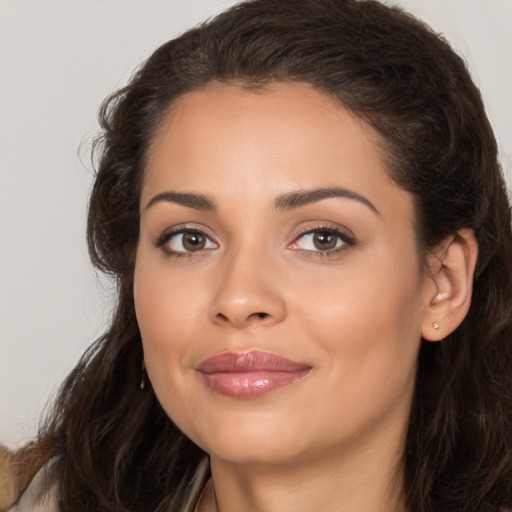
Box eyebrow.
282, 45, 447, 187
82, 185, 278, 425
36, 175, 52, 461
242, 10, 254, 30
145, 186, 379, 215
274, 187, 379, 215
145, 191, 217, 211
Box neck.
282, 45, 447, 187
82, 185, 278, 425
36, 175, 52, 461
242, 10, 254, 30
197, 428, 409, 512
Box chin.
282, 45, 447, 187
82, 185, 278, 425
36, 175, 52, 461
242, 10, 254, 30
200, 430, 310, 466
171, 397, 313, 465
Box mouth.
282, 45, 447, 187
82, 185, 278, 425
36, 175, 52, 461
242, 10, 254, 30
196, 350, 312, 398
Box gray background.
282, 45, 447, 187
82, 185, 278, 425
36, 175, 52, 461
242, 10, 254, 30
1, 0, 511, 448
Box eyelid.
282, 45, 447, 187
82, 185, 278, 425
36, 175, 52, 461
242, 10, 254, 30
288, 223, 357, 253
156, 224, 218, 254
154, 222, 355, 257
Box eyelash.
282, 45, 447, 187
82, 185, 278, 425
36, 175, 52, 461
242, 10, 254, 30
156, 224, 356, 258
289, 224, 357, 257
156, 226, 218, 258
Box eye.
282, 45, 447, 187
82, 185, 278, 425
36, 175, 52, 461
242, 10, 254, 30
158, 229, 217, 254
289, 227, 354, 253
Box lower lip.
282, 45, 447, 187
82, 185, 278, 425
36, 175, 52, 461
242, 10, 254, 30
200, 369, 310, 398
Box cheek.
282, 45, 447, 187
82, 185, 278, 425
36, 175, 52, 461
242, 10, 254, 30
134, 271, 174, 350
284, 263, 423, 444
133, 250, 227, 428
291, 248, 424, 382
134, 252, 203, 345
133, 256, 197, 393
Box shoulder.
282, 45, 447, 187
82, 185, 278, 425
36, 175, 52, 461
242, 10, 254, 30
6, 463, 58, 512
1, 444, 53, 511
0, 446, 58, 512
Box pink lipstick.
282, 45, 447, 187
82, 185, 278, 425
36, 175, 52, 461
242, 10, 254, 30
196, 351, 311, 398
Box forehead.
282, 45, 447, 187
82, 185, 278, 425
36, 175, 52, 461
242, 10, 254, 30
142, 83, 410, 222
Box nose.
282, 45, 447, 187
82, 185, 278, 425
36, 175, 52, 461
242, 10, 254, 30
209, 249, 287, 328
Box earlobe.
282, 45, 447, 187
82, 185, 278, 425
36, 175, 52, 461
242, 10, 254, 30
421, 229, 478, 342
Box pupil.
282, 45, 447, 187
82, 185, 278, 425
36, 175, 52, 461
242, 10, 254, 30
313, 231, 336, 250
183, 233, 205, 251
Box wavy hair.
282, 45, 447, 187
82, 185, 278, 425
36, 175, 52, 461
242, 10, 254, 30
19, 1, 512, 511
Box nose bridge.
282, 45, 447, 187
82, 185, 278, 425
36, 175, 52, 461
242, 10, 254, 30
209, 239, 286, 328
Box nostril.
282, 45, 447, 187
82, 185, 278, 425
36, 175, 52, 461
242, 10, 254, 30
216, 311, 269, 323
213, 309, 277, 326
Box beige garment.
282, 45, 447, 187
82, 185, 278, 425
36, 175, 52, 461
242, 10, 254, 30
9, 464, 512, 512
8, 457, 209, 512
7, 464, 58, 512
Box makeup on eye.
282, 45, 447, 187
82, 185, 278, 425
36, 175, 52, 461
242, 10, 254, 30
288, 225, 356, 254
154, 222, 357, 256
157, 227, 218, 255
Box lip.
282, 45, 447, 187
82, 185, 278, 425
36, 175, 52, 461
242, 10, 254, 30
196, 350, 312, 398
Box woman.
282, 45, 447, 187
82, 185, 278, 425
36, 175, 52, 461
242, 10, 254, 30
2, 0, 511, 510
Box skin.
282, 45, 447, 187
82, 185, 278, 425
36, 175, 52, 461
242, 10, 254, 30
133, 83, 469, 512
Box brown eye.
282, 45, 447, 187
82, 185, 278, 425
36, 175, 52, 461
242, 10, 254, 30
289, 227, 354, 253
161, 229, 217, 254
182, 232, 206, 251
312, 231, 338, 250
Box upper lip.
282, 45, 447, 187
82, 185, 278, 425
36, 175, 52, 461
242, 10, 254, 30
197, 350, 311, 373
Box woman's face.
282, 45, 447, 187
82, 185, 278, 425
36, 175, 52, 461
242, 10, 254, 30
134, 83, 434, 466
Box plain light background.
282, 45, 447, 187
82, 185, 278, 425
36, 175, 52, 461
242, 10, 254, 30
1, 0, 511, 448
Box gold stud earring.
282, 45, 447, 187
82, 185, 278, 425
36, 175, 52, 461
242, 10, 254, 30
432, 321, 440, 330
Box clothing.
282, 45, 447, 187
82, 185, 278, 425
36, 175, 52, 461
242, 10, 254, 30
7, 464, 58, 512
11, 461, 511, 512
7, 458, 209, 512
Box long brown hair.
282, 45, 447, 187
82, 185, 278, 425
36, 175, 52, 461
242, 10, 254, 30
19, 1, 512, 510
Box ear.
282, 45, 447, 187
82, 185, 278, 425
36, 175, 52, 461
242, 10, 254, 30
421, 228, 478, 341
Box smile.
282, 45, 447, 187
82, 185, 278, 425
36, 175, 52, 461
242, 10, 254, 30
196, 350, 312, 398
